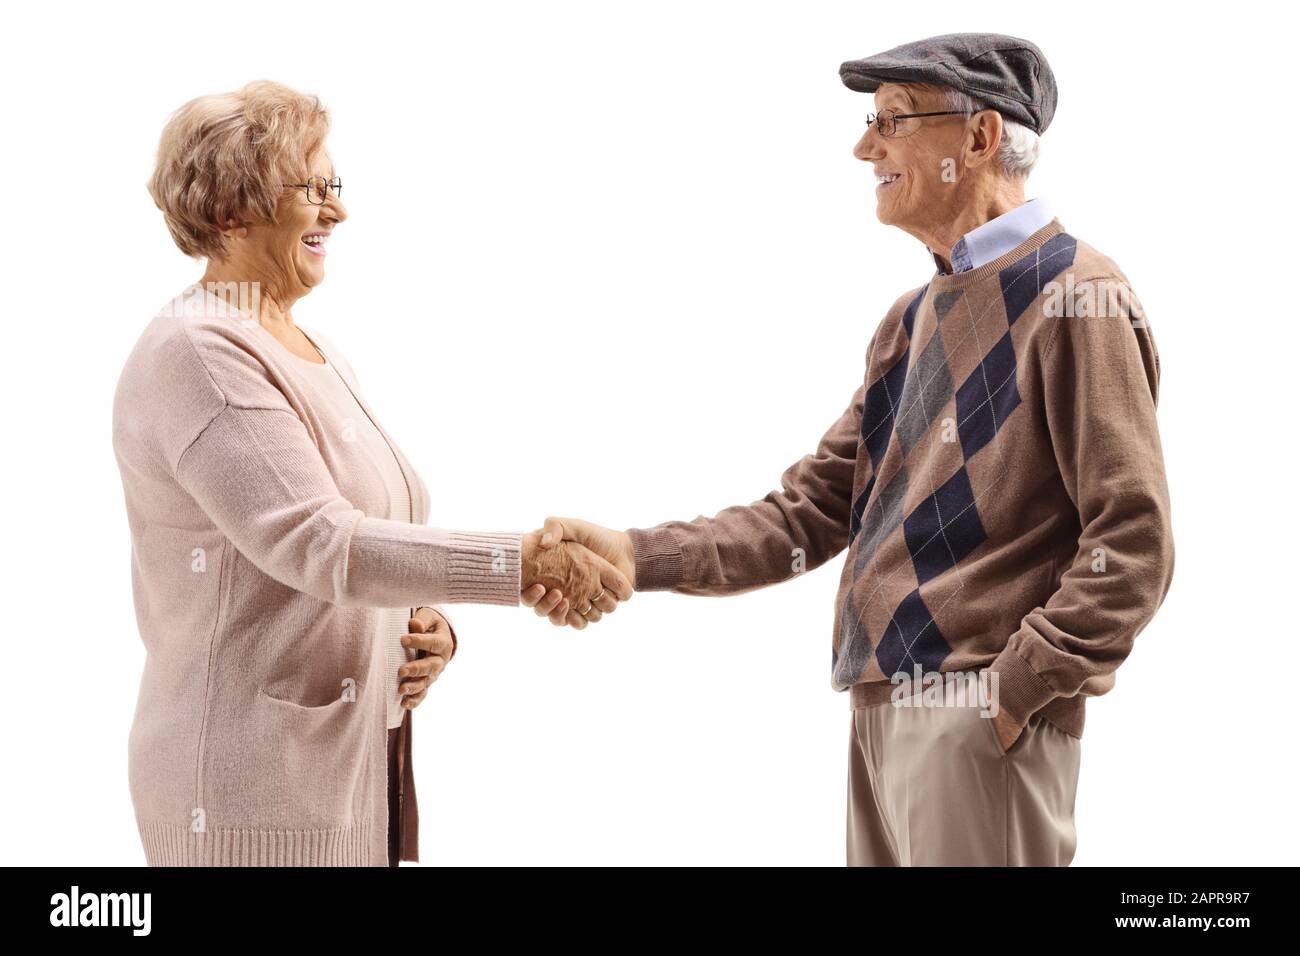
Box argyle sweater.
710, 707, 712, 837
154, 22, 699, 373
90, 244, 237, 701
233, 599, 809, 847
627, 218, 1174, 739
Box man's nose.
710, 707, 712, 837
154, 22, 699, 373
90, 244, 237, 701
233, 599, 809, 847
853, 127, 882, 162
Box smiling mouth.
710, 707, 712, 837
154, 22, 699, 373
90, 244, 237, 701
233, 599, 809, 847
301, 233, 329, 257
876, 172, 902, 191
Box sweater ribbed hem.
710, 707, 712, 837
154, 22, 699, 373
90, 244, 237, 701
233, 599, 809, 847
138, 819, 377, 866
627, 527, 684, 591
442, 531, 522, 605
847, 680, 1085, 739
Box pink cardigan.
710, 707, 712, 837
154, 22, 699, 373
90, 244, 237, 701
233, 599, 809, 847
112, 285, 522, 865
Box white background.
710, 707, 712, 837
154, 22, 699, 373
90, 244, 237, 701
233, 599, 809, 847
1, 0, 1295, 866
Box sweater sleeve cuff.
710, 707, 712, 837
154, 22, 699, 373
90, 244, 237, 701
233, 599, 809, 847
442, 531, 522, 606
985, 641, 1057, 731
627, 526, 684, 591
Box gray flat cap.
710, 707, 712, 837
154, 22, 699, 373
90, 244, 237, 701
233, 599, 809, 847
840, 33, 1057, 134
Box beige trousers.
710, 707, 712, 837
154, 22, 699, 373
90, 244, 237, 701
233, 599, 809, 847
847, 695, 1081, 866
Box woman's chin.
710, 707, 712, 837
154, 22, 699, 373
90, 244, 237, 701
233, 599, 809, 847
295, 259, 326, 288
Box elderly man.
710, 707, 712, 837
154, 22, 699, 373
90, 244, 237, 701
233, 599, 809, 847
526, 33, 1174, 865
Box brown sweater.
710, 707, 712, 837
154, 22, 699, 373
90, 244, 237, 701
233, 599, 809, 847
627, 219, 1174, 739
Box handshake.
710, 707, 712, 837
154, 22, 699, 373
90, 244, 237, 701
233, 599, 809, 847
518, 518, 636, 629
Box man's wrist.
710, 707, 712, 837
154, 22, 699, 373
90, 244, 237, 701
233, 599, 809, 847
625, 526, 684, 591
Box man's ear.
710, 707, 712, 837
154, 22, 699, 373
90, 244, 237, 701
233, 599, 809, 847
965, 110, 1004, 170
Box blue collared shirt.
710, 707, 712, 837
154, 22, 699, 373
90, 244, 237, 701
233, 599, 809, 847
934, 197, 1055, 275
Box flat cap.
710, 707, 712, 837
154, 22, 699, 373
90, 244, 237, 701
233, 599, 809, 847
840, 33, 1057, 134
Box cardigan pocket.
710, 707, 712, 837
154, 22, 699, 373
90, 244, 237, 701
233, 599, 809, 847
258, 624, 376, 710
258, 682, 364, 711
252, 683, 372, 829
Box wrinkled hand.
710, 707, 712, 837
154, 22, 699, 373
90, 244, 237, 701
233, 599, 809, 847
521, 518, 636, 627
539, 517, 634, 580
398, 607, 455, 711
520, 530, 633, 630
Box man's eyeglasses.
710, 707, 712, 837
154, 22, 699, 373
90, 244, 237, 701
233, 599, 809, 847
865, 109, 974, 138
282, 175, 342, 205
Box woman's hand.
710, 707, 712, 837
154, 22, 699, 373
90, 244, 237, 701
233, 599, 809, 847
521, 583, 578, 627
398, 607, 456, 711
537, 517, 635, 584
520, 530, 632, 629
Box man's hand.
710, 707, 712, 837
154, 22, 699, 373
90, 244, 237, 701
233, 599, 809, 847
520, 530, 633, 630
398, 607, 455, 711
991, 707, 1025, 755
537, 517, 635, 582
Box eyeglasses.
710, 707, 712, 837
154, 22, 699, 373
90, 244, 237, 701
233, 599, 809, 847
865, 109, 974, 138
282, 175, 342, 205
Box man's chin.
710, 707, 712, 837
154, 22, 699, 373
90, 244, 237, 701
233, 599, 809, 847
874, 199, 914, 231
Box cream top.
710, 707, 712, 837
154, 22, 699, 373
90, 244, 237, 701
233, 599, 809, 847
298, 352, 416, 729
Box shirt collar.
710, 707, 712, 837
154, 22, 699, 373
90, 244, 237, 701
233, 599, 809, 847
931, 197, 1055, 275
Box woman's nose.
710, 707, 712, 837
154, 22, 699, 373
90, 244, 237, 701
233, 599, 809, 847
323, 195, 347, 224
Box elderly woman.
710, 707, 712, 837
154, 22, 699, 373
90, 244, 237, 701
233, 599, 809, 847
113, 80, 631, 867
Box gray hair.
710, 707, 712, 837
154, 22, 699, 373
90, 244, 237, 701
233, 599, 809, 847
941, 88, 1041, 179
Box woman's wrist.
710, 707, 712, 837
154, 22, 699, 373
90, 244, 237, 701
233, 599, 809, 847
440, 530, 522, 605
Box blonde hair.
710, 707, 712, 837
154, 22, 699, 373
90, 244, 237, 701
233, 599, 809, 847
148, 80, 330, 260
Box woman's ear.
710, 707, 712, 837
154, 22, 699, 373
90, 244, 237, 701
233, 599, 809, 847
220, 218, 248, 240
